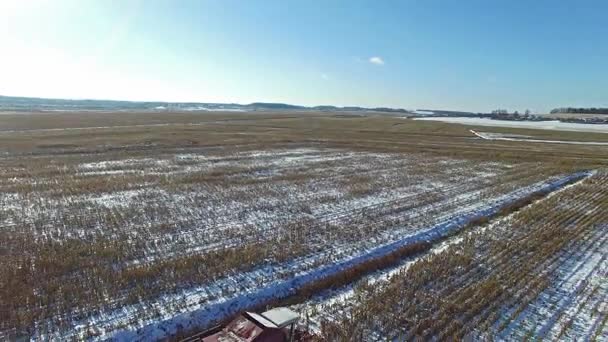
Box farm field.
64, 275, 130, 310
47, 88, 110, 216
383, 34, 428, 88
1, 112, 607, 341
304, 171, 608, 341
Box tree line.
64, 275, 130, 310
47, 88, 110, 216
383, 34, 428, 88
550, 107, 608, 114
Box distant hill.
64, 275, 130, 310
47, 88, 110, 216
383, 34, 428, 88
246, 102, 306, 110
312, 105, 339, 111
0, 95, 414, 114
0, 95, 172, 111
416, 109, 479, 117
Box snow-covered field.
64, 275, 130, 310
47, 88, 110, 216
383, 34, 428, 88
116, 171, 589, 341
1, 144, 569, 340
470, 130, 608, 145
415, 117, 608, 133
300, 171, 608, 341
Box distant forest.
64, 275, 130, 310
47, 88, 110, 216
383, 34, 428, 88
550, 107, 608, 114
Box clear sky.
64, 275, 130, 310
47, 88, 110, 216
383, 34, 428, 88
1, 0, 607, 112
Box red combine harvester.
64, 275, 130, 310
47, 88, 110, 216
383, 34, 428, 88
183, 307, 312, 342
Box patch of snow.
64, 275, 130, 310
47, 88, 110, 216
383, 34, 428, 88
470, 130, 608, 145
414, 117, 608, 134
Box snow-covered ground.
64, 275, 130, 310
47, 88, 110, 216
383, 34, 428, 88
471, 130, 608, 145
288, 171, 608, 341
414, 117, 608, 133
0, 146, 581, 341
110, 172, 590, 341
496, 225, 607, 341
291, 171, 594, 335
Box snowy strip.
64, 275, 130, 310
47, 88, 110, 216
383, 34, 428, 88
470, 130, 608, 145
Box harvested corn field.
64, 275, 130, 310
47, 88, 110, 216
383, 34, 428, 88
303, 171, 608, 341
1, 112, 607, 341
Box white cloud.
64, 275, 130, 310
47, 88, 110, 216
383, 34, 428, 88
369, 56, 384, 65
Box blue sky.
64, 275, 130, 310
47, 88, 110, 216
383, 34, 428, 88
1, 0, 607, 112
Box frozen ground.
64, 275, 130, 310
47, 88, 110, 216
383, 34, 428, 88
0, 145, 564, 341
496, 224, 607, 341
104, 171, 592, 341
414, 117, 608, 133
291, 171, 596, 335
298, 171, 608, 341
